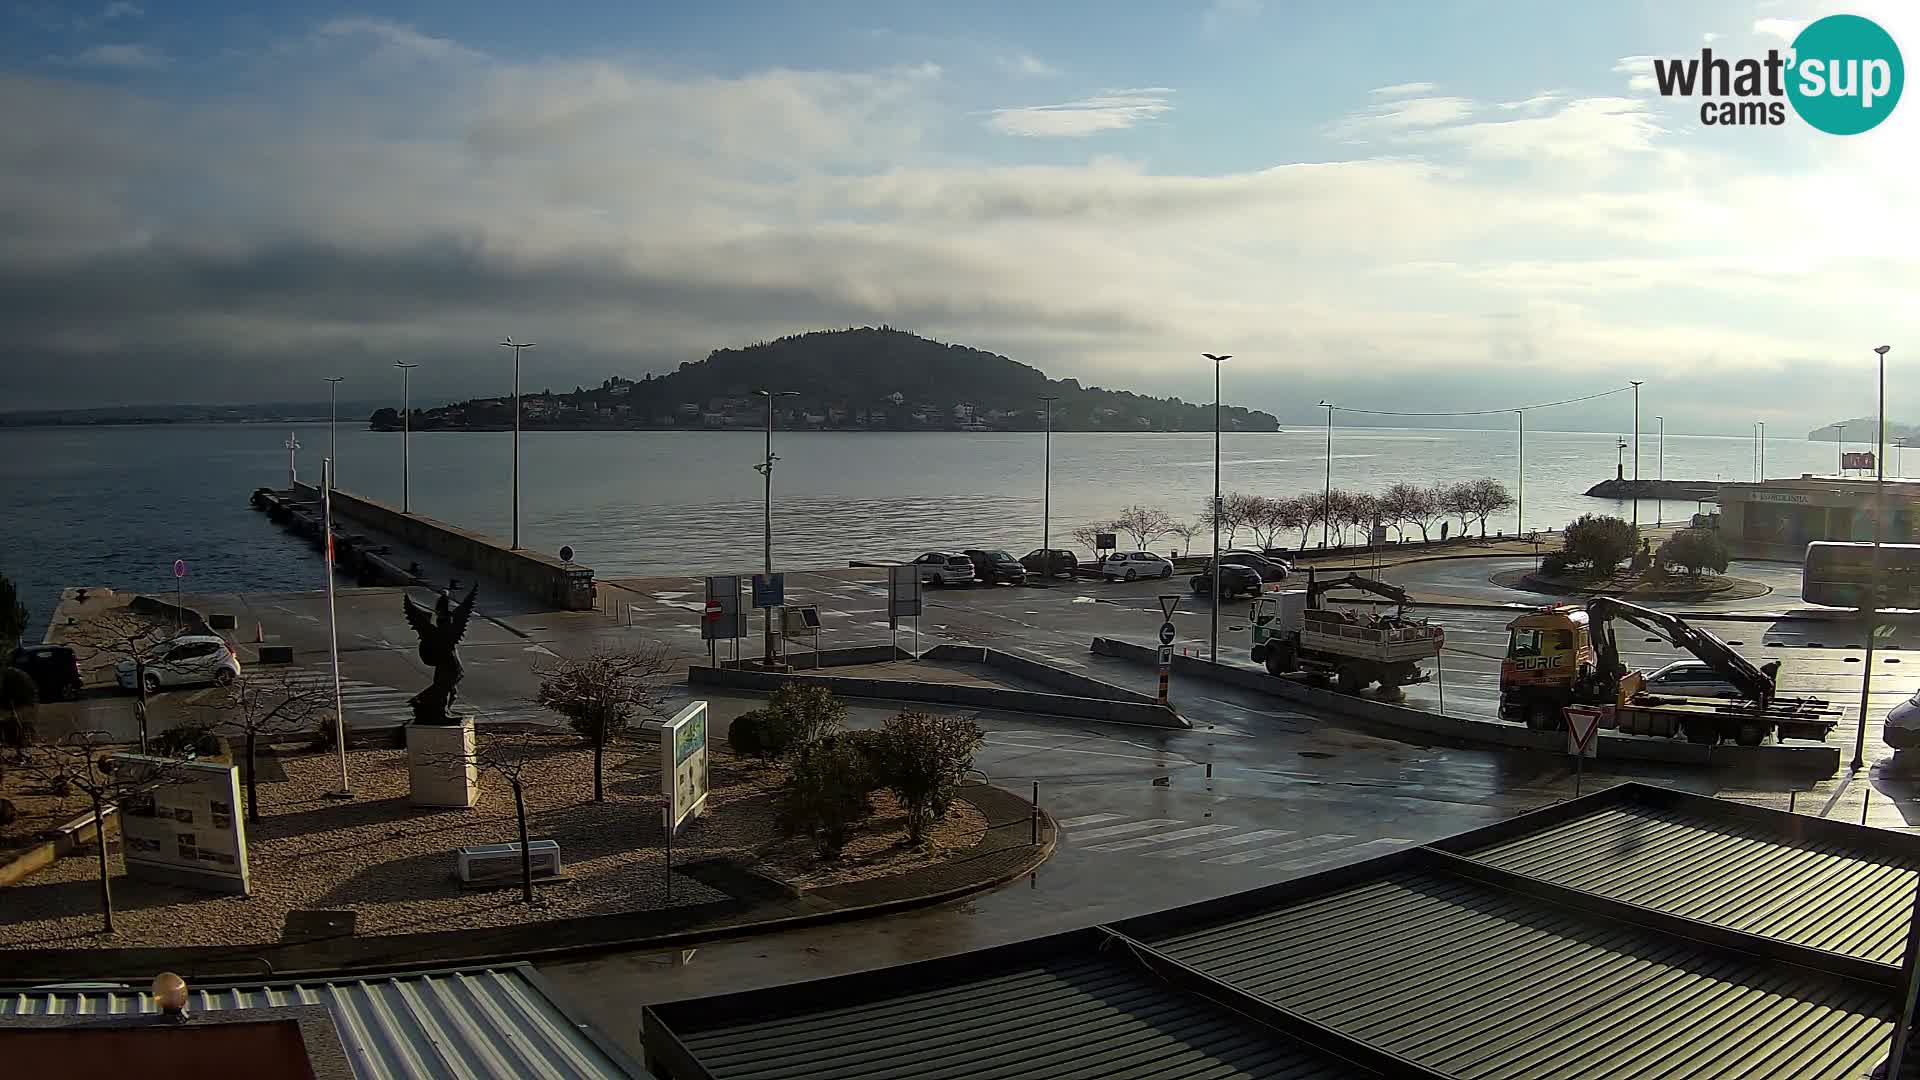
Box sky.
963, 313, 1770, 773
0, 0, 1914, 434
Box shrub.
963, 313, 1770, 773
877, 711, 986, 845
776, 735, 875, 858
1657, 528, 1729, 576
1563, 514, 1637, 575
1539, 551, 1579, 576
829, 728, 894, 778
1, 666, 36, 748
762, 684, 846, 758
153, 723, 222, 759
727, 708, 771, 760
310, 714, 338, 751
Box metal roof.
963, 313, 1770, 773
642, 783, 1920, 1080
1148, 865, 1895, 1079
1458, 797, 1920, 964
646, 929, 1396, 1080
0, 963, 647, 1080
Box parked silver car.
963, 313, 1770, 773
116, 634, 241, 695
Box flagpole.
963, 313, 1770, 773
323, 457, 351, 796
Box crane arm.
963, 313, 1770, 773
1307, 572, 1412, 609
1585, 596, 1775, 706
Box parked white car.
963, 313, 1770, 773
1101, 551, 1175, 581
913, 551, 977, 586
1885, 690, 1920, 749
116, 634, 241, 694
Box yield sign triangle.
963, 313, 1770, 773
1158, 594, 1181, 620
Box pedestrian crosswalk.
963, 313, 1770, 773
1057, 812, 1415, 873
270, 669, 555, 729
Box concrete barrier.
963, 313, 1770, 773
687, 665, 1189, 729
739, 644, 915, 669
923, 644, 1160, 705
291, 483, 594, 610
1090, 636, 1840, 773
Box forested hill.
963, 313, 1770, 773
382, 327, 1281, 433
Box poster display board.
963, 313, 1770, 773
703, 575, 745, 641
109, 753, 252, 896
662, 700, 710, 835
888, 564, 923, 619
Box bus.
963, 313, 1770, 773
1802, 541, 1920, 608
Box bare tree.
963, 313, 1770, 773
1112, 505, 1174, 550
1462, 478, 1517, 537
1376, 484, 1416, 541
1278, 494, 1317, 552
1205, 494, 1251, 548
195, 668, 331, 825
1243, 496, 1287, 551
1346, 491, 1382, 544
65, 607, 178, 754
1391, 484, 1445, 542
535, 643, 671, 802
6, 731, 188, 933
1069, 521, 1115, 553
424, 730, 550, 904
1167, 520, 1201, 556
1438, 482, 1475, 538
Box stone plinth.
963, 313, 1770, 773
407, 719, 478, 808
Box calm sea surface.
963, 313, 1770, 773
0, 423, 1872, 629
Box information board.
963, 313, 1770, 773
110, 753, 251, 896
662, 700, 711, 835
751, 573, 784, 609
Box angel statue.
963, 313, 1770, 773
402, 584, 478, 725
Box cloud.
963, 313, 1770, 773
987, 88, 1173, 137
0, 20, 1915, 432
1702, 31, 1719, 43
1752, 17, 1806, 44
314, 16, 484, 63
1000, 51, 1059, 78
1612, 55, 1657, 93
101, 1, 140, 19
1370, 81, 1437, 98
57, 42, 168, 69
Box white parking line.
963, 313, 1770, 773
1070, 818, 1183, 841
1056, 813, 1126, 829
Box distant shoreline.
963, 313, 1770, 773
363, 424, 1285, 434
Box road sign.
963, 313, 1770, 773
703, 575, 745, 641
1566, 706, 1602, 758
1157, 644, 1174, 666
703, 600, 722, 622
559, 545, 574, 563
751, 573, 784, 609
173, 559, 187, 579
1158, 622, 1177, 646
888, 564, 923, 619
1096, 532, 1117, 551
1158, 594, 1182, 621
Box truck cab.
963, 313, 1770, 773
1498, 606, 1596, 727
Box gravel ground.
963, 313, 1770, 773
0, 736, 986, 949
1, 747, 120, 861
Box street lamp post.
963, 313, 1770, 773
324, 377, 344, 483
1203, 354, 1231, 663
1515, 409, 1524, 535
1630, 381, 1642, 530
285, 432, 301, 490
499, 338, 535, 549
395, 362, 418, 514
756, 389, 800, 666
1856, 345, 1893, 772
1040, 395, 1059, 582
1318, 402, 1335, 548
1655, 415, 1664, 524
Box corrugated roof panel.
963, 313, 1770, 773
0, 966, 639, 1080
1465, 803, 1920, 964
1148, 867, 1896, 1080
669, 951, 1371, 1080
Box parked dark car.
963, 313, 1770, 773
8, 643, 84, 702
1021, 548, 1080, 578
963, 549, 1028, 585
1190, 563, 1264, 599
1220, 550, 1291, 581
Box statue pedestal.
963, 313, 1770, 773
407, 718, 477, 809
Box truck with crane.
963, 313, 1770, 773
1248, 571, 1447, 695
1497, 597, 1839, 746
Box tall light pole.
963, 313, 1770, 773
285, 432, 301, 490
1630, 380, 1642, 531
1040, 395, 1059, 581
499, 338, 535, 549
395, 362, 418, 514
1856, 345, 1893, 771
1203, 355, 1231, 663
322, 456, 350, 798
1317, 401, 1335, 548
756, 389, 800, 666
1515, 409, 1524, 535
1654, 416, 1664, 525
324, 376, 344, 484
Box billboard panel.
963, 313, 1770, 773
703, 575, 746, 640
662, 701, 710, 836
888, 564, 923, 619
110, 753, 251, 896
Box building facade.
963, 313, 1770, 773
1716, 474, 1920, 559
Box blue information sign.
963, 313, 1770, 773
752, 573, 785, 608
